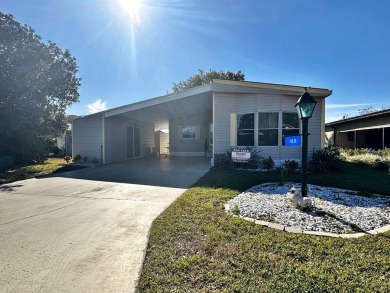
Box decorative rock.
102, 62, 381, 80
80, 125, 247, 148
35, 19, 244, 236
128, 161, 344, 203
227, 183, 390, 235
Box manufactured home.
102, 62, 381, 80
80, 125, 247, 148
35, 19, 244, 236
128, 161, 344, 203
325, 109, 390, 150
72, 80, 332, 165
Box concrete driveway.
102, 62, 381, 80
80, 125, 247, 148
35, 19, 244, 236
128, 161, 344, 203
0, 157, 210, 293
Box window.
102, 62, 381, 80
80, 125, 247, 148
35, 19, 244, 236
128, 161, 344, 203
258, 112, 279, 146
237, 113, 254, 146
282, 112, 300, 146
180, 125, 199, 139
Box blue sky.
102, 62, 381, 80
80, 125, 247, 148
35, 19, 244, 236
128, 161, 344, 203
2, 0, 390, 122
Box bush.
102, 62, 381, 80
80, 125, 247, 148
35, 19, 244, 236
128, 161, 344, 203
72, 154, 82, 163
261, 156, 275, 170
91, 157, 99, 165
214, 153, 233, 170
339, 147, 390, 168
64, 156, 71, 164
282, 159, 299, 172
372, 158, 390, 171
308, 147, 340, 173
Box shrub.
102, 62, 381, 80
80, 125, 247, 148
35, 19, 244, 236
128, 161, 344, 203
282, 159, 299, 172
72, 154, 82, 163
91, 157, 99, 165
64, 156, 71, 164
308, 146, 340, 172
214, 153, 233, 170
339, 147, 390, 168
277, 160, 299, 185
261, 156, 274, 170
83, 156, 88, 163
372, 158, 390, 171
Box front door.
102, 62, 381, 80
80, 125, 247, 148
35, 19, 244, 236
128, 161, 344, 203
127, 126, 141, 158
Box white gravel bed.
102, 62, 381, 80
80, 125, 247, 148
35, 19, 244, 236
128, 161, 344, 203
227, 183, 390, 233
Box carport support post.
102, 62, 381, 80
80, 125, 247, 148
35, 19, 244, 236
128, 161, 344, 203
383, 127, 385, 150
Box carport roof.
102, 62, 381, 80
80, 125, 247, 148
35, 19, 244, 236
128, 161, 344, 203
76, 80, 332, 130
102, 80, 331, 116
326, 108, 390, 126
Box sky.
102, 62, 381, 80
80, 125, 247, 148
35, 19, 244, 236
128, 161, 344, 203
2, 0, 390, 122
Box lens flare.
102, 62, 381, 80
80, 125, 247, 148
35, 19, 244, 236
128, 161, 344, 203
118, 0, 141, 25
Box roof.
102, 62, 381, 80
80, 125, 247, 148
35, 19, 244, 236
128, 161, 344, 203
76, 79, 332, 121
212, 79, 332, 97
326, 108, 390, 126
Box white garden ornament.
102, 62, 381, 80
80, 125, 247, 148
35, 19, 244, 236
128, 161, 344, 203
288, 187, 312, 208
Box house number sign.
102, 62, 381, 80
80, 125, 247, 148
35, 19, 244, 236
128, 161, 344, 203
284, 136, 301, 147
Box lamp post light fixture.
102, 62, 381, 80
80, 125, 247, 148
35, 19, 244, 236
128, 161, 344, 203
295, 88, 317, 197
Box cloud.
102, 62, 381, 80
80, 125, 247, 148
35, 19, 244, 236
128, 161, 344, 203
325, 103, 373, 109
87, 99, 107, 113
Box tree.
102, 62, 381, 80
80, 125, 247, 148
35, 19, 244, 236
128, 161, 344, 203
358, 106, 389, 116
172, 69, 245, 92
0, 12, 81, 165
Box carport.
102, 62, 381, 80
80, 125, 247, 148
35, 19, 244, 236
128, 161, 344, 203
72, 84, 213, 164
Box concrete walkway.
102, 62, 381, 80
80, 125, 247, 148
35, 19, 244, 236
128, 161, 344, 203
0, 157, 210, 293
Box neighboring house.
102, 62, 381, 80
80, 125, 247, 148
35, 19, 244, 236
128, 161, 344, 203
325, 109, 390, 150
72, 80, 332, 165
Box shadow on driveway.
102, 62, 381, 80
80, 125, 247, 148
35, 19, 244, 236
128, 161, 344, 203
42, 157, 211, 189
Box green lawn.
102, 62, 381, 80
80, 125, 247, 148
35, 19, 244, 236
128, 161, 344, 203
137, 163, 390, 292
0, 158, 84, 185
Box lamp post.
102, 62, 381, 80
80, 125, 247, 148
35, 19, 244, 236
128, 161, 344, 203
295, 88, 317, 197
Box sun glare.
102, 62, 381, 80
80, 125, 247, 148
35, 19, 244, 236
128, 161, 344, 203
118, 0, 141, 24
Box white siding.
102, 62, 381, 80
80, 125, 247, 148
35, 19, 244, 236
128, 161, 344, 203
214, 93, 324, 162
214, 94, 236, 153
72, 114, 103, 162
308, 99, 323, 156
104, 116, 154, 164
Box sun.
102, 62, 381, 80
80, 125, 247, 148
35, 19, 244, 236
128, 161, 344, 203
118, 0, 141, 24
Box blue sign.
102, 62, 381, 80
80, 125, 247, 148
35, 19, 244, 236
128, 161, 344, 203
285, 136, 301, 147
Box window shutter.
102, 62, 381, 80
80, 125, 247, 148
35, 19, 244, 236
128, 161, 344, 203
230, 113, 237, 146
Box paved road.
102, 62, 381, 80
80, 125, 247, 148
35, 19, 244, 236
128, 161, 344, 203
0, 157, 210, 293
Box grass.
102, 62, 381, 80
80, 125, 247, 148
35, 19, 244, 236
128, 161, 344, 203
137, 162, 390, 292
0, 158, 86, 185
